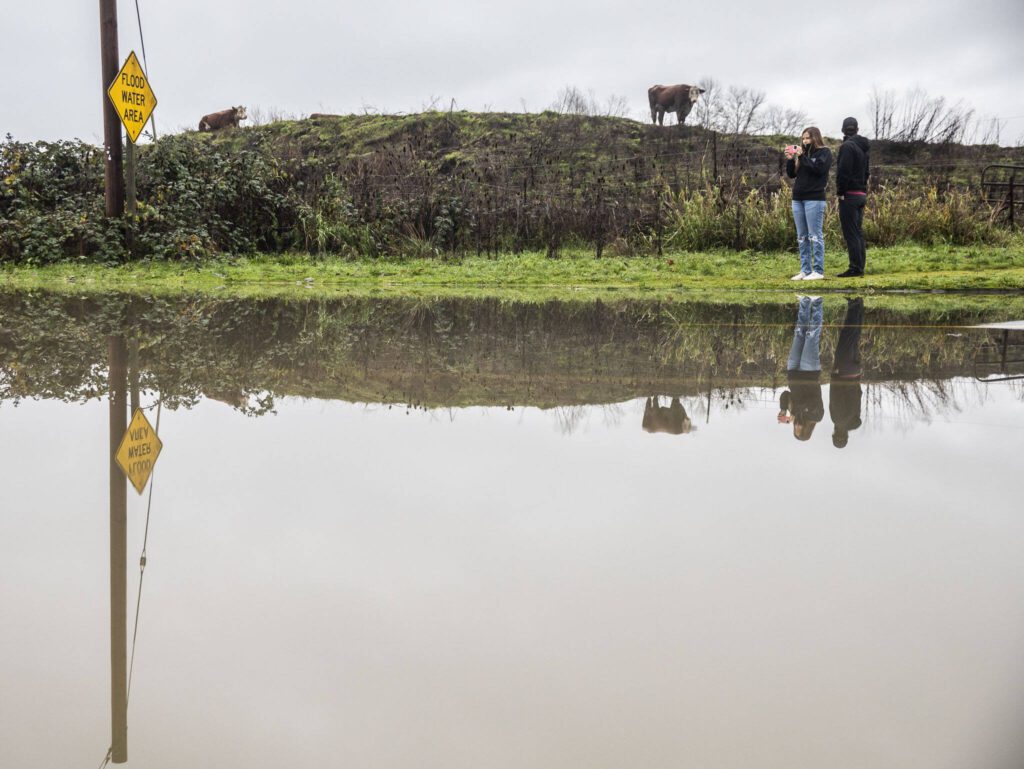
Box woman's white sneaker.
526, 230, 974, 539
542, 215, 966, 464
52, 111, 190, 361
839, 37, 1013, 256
791, 272, 808, 280
805, 272, 825, 281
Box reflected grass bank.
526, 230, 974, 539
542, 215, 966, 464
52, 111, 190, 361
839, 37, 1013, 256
2, 289, 1021, 413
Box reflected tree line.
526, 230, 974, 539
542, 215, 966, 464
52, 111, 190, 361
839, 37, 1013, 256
1, 290, 1021, 440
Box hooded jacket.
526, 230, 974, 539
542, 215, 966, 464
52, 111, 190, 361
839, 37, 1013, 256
836, 134, 870, 196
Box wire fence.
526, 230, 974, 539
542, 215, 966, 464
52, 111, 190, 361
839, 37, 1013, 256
280, 120, 1022, 255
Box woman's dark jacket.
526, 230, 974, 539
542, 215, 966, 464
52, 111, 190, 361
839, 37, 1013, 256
786, 147, 833, 201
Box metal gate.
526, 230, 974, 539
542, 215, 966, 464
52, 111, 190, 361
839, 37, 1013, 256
981, 164, 1024, 228
974, 327, 1024, 382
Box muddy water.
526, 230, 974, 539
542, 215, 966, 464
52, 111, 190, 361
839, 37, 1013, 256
2, 291, 1024, 769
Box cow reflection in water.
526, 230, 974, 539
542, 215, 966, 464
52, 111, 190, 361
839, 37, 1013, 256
777, 296, 824, 441
643, 396, 693, 435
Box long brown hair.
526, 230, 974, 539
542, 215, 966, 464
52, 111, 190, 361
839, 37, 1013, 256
793, 418, 817, 441
801, 126, 825, 149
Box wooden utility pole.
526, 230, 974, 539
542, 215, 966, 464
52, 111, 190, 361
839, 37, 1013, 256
108, 336, 129, 764
125, 143, 137, 217
125, 142, 136, 255
100, 1, 128, 762
99, 0, 124, 218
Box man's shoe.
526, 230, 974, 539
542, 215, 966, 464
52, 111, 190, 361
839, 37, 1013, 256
837, 269, 864, 278
791, 272, 808, 281
805, 272, 825, 281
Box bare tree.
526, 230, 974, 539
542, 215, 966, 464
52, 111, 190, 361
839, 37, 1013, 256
602, 93, 631, 118
891, 87, 973, 143
760, 105, 811, 136
549, 85, 631, 117
869, 86, 974, 143
691, 77, 723, 131
247, 105, 300, 126
720, 86, 767, 134
868, 86, 896, 139
550, 85, 591, 115
973, 116, 1005, 146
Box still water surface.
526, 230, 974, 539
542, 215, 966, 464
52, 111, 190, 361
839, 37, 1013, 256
2, 290, 1024, 768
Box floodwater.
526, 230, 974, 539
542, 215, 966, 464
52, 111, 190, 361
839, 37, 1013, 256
2, 290, 1024, 769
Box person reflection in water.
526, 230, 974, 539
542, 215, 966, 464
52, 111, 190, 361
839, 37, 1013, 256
643, 396, 693, 435
830, 297, 864, 448
778, 295, 824, 441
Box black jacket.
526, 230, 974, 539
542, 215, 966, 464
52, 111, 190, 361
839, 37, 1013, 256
836, 135, 870, 196
786, 372, 825, 423
829, 380, 863, 433
786, 146, 833, 201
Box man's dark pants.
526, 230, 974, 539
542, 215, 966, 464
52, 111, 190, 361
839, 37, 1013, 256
839, 195, 867, 274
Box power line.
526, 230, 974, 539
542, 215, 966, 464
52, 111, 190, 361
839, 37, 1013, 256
132, 0, 156, 141
127, 397, 160, 706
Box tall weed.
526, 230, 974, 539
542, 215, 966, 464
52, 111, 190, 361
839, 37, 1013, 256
664, 181, 1006, 253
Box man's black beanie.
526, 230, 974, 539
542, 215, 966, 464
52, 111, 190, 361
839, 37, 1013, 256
842, 117, 859, 136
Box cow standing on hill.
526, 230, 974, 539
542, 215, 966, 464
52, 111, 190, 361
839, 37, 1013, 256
199, 106, 248, 132
648, 84, 705, 126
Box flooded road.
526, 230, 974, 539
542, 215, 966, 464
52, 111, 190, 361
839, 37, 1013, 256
2, 290, 1024, 769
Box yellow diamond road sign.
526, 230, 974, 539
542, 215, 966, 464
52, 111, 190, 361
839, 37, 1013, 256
107, 51, 157, 144
116, 408, 163, 495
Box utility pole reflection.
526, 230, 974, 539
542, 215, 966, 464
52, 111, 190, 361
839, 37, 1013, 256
108, 336, 128, 763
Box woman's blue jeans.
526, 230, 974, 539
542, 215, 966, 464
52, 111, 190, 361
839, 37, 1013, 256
791, 200, 826, 275
787, 296, 823, 372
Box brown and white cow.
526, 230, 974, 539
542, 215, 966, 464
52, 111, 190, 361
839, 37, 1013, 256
198, 106, 248, 132
648, 84, 705, 126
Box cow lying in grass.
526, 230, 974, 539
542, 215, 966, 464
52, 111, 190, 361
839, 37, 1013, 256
199, 106, 247, 132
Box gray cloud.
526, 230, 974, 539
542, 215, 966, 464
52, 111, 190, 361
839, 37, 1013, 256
2, 0, 1022, 143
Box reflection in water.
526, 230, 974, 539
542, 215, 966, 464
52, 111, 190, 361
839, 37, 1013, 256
3, 289, 1024, 769
780, 296, 824, 442
642, 396, 692, 435
830, 298, 865, 449
1, 290, 1022, 428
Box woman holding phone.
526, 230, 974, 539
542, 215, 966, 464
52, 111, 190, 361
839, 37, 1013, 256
785, 127, 832, 281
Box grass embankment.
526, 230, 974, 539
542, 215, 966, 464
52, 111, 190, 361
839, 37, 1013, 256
5, 113, 1023, 266
5, 244, 1024, 302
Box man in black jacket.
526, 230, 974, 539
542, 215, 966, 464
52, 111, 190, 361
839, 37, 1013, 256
836, 117, 870, 277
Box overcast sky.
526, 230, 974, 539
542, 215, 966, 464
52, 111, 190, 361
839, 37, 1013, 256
3, 0, 1023, 144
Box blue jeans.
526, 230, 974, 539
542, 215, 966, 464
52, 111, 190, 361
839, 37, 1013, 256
791, 200, 826, 275
787, 296, 823, 372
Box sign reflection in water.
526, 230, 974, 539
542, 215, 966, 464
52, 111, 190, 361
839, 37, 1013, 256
115, 407, 163, 495
1, 290, 1023, 769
